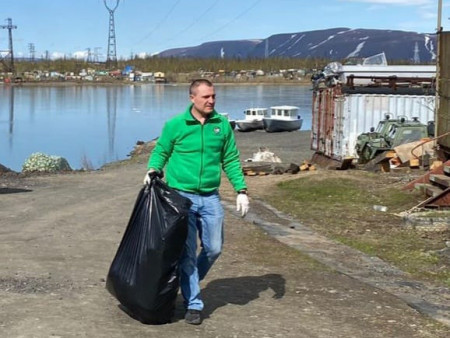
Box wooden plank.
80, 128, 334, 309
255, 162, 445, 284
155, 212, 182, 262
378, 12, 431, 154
242, 162, 303, 175
402, 160, 450, 190
431, 160, 443, 171
410, 158, 420, 168
422, 184, 445, 197
299, 164, 309, 171
444, 164, 450, 175
429, 174, 450, 188
385, 150, 397, 158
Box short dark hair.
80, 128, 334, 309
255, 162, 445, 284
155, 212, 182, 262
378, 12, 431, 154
189, 79, 213, 95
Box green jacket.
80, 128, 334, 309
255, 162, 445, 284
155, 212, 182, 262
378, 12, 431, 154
148, 105, 247, 194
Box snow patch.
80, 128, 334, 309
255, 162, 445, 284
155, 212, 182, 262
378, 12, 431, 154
424, 36, 436, 60
287, 35, 305, 51
309, 35, 336, 50
346, 41, 366, 58
270, 34, 304, 55
337, 29, 352, 35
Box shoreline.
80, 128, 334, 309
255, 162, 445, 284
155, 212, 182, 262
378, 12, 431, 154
1, 130, 313, 178
2, 79, 312, 87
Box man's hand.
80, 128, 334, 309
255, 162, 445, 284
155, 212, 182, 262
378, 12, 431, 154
143, 169, 163, 184
236, 193, 249, 217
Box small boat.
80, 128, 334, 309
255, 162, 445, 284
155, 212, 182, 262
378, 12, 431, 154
235, 108, 268, 132
219, 112, 236, 130
263, 105, 303, 132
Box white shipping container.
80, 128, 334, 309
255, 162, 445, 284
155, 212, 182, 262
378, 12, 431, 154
312, 87, 435, 161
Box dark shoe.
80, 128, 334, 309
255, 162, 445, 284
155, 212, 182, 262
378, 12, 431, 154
185, 309, 202, 325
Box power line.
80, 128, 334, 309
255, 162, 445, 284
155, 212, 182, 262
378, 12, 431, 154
157, 0, 221, 49
197, 0, 262, 44
135, 0, 182, 45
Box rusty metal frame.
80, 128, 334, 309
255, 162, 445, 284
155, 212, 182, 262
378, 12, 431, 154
413, 187, 450, 209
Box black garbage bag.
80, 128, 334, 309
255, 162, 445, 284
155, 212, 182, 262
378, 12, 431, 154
106, 177, 192, 324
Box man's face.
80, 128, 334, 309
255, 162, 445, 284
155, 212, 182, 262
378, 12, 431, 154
190, 84, 215, 115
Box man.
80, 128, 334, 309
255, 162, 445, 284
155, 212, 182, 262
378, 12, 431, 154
144, 79, 249, 325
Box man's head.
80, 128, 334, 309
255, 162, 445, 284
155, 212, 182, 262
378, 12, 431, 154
189, 79, 215, 117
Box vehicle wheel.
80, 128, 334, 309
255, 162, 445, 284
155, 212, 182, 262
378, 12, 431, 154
358, 146, 372, 164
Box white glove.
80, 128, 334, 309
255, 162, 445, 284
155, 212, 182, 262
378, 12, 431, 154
143, 169, 156, 185
236, 193, 249, 217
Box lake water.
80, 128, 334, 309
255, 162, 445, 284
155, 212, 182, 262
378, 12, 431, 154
0, 83, 312, 172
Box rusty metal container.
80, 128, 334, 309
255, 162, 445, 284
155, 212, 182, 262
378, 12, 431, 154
311, 86, 435, 162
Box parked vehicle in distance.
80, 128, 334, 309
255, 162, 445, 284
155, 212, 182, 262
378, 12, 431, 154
356, 116, 433, 164
355, 114, 403, 159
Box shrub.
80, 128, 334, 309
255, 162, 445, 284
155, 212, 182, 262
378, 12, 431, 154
22, 152, 72, 172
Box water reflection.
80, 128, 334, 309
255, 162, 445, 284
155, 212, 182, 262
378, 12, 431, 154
8, 86, 14, 137
0, 84, 312, 172
106, 87, 117, 159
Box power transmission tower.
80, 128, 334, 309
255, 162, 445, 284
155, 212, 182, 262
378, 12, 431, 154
86, 47, 92, 62
28, 43, 35, 62
0, 18, 17, 74
94, 47, 102, 63
104, 0, 120, 69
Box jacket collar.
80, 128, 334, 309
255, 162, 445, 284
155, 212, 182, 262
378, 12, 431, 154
183, 104, 220, 122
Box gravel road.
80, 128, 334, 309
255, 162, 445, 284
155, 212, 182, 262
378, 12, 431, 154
0, 130, 448, 337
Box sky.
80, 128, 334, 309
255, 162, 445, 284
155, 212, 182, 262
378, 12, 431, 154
0, 0, 449, 61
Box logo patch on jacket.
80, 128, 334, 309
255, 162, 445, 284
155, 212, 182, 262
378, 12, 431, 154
213, 127, 221, 134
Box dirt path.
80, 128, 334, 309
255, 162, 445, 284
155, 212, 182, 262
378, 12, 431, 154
1, 131, 449, 337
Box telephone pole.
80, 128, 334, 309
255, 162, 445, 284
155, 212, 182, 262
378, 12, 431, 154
0, 18, 17, 74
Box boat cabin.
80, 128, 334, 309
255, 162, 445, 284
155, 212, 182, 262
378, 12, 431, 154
269, 105, 300, 120
243, 108, 268, 120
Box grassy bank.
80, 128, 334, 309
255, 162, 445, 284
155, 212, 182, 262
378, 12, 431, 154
261, 170, 450, 287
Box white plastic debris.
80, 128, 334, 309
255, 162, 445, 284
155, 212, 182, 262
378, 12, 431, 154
246, 147, 282, 163
373, 205, 388, 212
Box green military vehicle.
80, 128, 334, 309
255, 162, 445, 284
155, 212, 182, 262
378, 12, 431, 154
355, 116, 433, 164
355, 114, 398, 159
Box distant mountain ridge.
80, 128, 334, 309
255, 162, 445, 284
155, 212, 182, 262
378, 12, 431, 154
157, 27, 437, 62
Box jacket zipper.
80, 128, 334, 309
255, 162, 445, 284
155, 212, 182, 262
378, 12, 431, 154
198, 123, 205, 191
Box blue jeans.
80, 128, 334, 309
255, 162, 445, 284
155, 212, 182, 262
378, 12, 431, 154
177, 190, 224, 311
